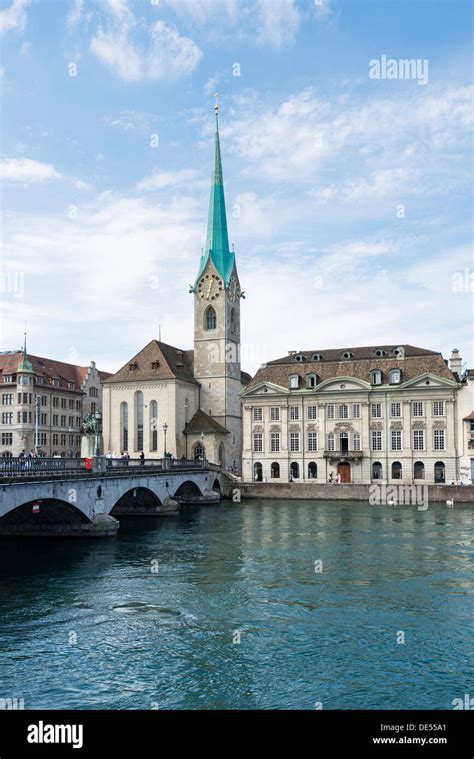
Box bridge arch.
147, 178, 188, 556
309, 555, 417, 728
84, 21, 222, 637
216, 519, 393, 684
212, 478, 221, 494
110, 487, 163, 516
0, 498, 90, 534
174, 480, 202, 504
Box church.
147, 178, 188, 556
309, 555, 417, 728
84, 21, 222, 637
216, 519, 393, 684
102, 102, 250, 470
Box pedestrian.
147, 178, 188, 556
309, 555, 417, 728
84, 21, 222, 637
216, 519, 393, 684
139, 451, 145, 465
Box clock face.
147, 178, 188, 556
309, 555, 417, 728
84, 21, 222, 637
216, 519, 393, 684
230, 277, 240, 302
197, 273, 223, 300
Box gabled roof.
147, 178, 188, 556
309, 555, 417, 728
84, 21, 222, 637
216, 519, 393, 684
184, 409, 228, 435
0, 351, 112, 391
245, 344, 457, 391
104, 340, 198, 385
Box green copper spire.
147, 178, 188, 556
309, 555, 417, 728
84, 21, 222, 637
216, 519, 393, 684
195, 97, 235, 287
17, 331, 34, 374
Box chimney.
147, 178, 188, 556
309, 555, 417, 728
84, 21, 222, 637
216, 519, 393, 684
449, 349, 462, 374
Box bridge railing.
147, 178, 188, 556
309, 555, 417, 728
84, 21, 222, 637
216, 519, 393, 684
0, 457, 86, 478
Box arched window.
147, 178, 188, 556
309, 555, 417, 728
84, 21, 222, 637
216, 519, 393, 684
372, 461, 383, 479
134, 391, 144, 451
389, 368, 401, 384
414, 461, 425, 479
392, 461, 402, 479
290, 461, 299, 479
254, 462, 263, 481
218, 442, 225, 468
308, 461, 317, 479
149, 400, 158, 452
120, 401, 128, 451
230, 307, 236, 333
371, 369, 382, 385
307, 373, 317, 389
271, 461, 280, 479
193, 442, 205, 460
434, 461, 445, 483
205, 306, 216, 331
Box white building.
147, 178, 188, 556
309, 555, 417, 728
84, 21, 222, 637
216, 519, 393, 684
241, 344, 462, 485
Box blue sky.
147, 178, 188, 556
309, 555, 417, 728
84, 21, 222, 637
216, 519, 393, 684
1, 0, 473, 374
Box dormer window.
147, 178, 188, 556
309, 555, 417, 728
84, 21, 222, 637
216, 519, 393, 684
371, 369, 382, 385
306, 373, 317, 389
36, 376, 44, 384
389, 368, 401, 384
294, 354, 305, 362
341, 351, 353, 360
3, 375, 13, 383
289, 374, 299, 389
151, 361, 160, 369
374, 349, 386, 357
68, 382, 75, 390
312, 353, 323, 361
392, 347, 405, 358
129, 363, 138, 371
52, 379, 60, 387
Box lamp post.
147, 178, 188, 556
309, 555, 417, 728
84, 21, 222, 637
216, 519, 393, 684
201, 430, 205, 466
34, 396, 40, 455
163, 422, 168, 457
94, 411, 102, 457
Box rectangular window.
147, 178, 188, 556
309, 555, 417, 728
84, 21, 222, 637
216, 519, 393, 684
2, 394, 13, 405
371, 403, 382, 418
68, 434, 74, 446
412, 401, 423, 417
3, 375, 12, 383
371, 430, 382, 451
391, 402, 401, 417
270, 432, 280, 452
91, 402, 96, 414
307, 405, 318, 420
327, 433, 335, 451
60, 433, 66, 446
290, 432, 300, 452
339, 404, 348, 419
68, 416, 74, 427
68, 399, 74, 410
253, 433, 263, 452
61, 415, 66, 426
289, 406, 299, 420
253, 407, 263, 421
433, 401, 444, 416
52, 415, 58, 426
353, 432, 361, 451
41, 395, 47, 406
308, 432, 318, 452
352, 404, 360, 419
434, 429, 445, 450
391, 430, 402, 450
61, 398, 67, 409
270, 407, 280, 421
40, 413, 47, 425
41, 433, 47, 445
76, 400, 81, 411
52, 433, 59, 446
327, 404, 334, 419
413, 429, 424, 450
52, 397, 59, 408
1, 432, 12, 446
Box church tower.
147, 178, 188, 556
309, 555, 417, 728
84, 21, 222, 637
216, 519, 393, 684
192, 98, 243, 468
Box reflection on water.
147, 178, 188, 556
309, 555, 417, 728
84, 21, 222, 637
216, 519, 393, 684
0, 500, 473, 710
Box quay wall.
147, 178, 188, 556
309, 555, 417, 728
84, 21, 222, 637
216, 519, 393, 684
237, 483, 474, 503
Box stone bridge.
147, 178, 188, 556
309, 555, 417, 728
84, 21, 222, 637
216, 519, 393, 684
0, 459, 235, 537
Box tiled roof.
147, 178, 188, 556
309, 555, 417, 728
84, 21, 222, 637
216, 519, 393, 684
463, 411, 474, 421
184, 409, 228, 434
105, 340, 198, 385
246, 344, 457, 390
0, 352, 111, 392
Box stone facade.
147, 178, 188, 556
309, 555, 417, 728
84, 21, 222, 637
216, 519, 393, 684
241, 344, 462, 485
0, 350, 110, 458
457, 358, 474, 483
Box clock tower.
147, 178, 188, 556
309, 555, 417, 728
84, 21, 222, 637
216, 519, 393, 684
191, 98, 243, 468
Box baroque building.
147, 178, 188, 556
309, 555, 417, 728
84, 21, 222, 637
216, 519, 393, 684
0, 340, 111, 457
102, 104, 249, 468
241, 344, 463, 485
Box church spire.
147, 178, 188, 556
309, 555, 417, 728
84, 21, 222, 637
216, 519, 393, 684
195, 95, 235, 287
18, 329, 34, 374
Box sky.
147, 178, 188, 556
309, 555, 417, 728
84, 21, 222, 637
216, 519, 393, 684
1, 0, 473, 375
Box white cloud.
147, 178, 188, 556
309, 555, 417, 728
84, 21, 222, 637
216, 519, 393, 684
0, 0, 30, 35
255, 0, 299, 48
90, 2, 202, 82
0, 158, 61, 183
136, 169, 199, 192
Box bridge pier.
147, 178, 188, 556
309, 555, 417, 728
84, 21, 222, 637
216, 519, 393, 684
0, 512, 119, 538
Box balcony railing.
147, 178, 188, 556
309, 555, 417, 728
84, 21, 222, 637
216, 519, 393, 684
323, 450, 364, 461
0, 456, 223, 478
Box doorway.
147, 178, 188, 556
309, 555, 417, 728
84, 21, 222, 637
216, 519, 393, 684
340, 432, 349, 454
337, 462, 351, 483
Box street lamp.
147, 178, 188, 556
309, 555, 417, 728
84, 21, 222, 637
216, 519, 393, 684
200, 430, 205, 465
163, 422, 168, 457
94, 411, 102, 457
34, 396, 41, 455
